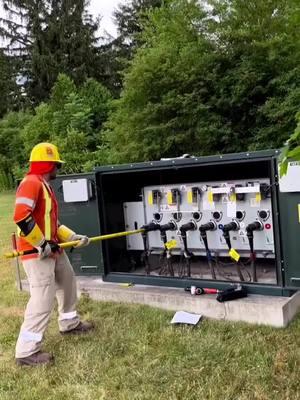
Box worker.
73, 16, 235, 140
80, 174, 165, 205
13, 143, 94, 366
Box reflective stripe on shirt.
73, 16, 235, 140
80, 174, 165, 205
15, 197, 35, 208
42, 184, 52, 240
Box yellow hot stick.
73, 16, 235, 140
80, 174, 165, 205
4, 229, 145, 259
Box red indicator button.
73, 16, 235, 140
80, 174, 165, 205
265, 223, 271, 230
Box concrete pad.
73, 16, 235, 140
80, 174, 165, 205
76, 277, 300, 327
21, 277, 300, 327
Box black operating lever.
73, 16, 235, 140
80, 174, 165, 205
160, 221, 177, 244
246, 220, 263, 282
199, 221, 217, 279
141, 222, 161, 232
160, 221, 177, 233
222, 221, 244, 282
179, 221, 197, 277
199, 221, 216, 233
246, 221, 263, 236
140, 222, 160, 275
180, 221, 197, 256
158, 221, 177, 276
222, 221, 239, 249
180, 221, 197, 233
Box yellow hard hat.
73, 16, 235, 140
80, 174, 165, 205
29, 143, 65, 163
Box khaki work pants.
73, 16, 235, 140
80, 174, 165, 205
15, 251, 80, 358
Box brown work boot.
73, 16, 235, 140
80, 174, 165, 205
60, 321, 94, 335
16, 351, 54, 366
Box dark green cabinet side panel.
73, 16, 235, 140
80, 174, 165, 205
52, 174, 104, 276
279, 192, 300, 288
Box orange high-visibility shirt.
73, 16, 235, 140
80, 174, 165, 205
14, 174, 59, 260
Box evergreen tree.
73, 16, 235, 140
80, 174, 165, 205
0, 50, 24, 116
0, 0, 100, 104
98, 0, 163, 96
114, 0, 163, 51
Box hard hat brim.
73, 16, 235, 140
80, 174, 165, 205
29, 159, 65, 163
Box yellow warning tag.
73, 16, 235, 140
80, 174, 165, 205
229, 193, 236, 202
165, 239, 177, 250
148, 192, 153, 205
255, 193, 261, 202
229, 248, 240, 262
187, 190, 193, 204
167, 191, 173, 205
298, 204, 300, 223
208, 190, 213, 203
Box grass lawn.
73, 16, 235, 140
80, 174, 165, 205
1, 191, 300, 399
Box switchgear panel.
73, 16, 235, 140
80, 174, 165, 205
124, 178, 274, 258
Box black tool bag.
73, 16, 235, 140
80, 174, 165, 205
216, 285, 247, 302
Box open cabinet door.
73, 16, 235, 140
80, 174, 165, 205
51, 173, 104, 276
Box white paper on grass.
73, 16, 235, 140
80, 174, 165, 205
171, 311, 202, 325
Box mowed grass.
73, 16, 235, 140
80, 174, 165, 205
1, 192, 300, 399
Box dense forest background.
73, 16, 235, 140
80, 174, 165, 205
0, 0, 299, 188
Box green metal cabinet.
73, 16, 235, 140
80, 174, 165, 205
52, 173, 103, 276
52, 150, 300, 296
278, 192, 300, 289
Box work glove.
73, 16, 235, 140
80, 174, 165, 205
70, 234, 90, 248
38, 240, 60, 260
